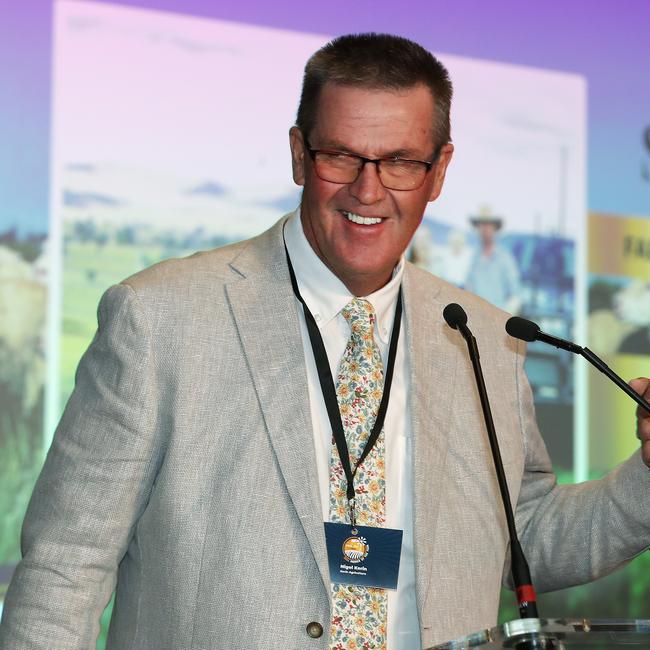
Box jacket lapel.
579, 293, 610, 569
224, 221, 330, 590
403, 267, 460, 624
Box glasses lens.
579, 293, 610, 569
379, 160, 428, 190
313, 152, 360, 183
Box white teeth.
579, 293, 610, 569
343, 211, 382, 225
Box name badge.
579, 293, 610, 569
324, 522, 403, 590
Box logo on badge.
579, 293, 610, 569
342, 535, 369, 563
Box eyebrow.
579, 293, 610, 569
314, 140, 428, 160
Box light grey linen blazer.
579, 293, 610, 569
1, 217, 650, 649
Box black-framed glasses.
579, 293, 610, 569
304, 137, 437, 191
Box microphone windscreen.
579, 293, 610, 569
443, 303, 468, 330
505, 316, 540, 342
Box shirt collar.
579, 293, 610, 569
283, 208, 403, 344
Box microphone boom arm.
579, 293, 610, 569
580, 346, 650, 415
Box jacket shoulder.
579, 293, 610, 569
121, 239, 249, 294
117, 215, 288, 297
404, 261, 518, 353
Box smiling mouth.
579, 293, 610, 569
342, 210, 383, 225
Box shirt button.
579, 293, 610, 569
306, 621, 324, 638
314, 313, 322, 323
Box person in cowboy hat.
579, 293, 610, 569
465, 204, 522, 314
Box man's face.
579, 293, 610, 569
289, 82, 453, 295
477, 222, 499, 246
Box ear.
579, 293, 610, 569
289, 126, 306, 186
428, 143, 454, 202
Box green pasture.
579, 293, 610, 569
0, 422, 41, 566
60, 241, 169, 404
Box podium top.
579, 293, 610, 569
429, 618, 650, 649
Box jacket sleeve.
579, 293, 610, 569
512, 339, 650, 592
0, 284, 164, 649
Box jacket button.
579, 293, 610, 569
306, 621, 323, 638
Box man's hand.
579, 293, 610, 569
630, 377, 650, 467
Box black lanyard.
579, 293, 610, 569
284, 246, 402, 529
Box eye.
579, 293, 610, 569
382, 159, 422, 174
319, 152, 358, 166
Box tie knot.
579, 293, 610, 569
341, 298, 376, 338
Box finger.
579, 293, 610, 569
629, 377, 650, 420
639, 391, 650, 465
640, 416, 650, 442
629, 379, 650, 446
629, 377, 650, 398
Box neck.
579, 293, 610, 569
341, 271, 393, 298
482, 241, 495, 256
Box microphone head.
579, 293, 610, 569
443, 303, 468, 330
505, 316, 540, 342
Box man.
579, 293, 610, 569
1, 33, 650, 650
465, 206, 521, 314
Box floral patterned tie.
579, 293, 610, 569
329, 298, 388, 649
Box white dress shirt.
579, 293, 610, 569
284, 210, 421, 649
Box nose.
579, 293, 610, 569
348, 160, 386, 204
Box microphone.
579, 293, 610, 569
444, 303, 539, 620
506, 316, 650, 414
443, 303, 468, 330
443, 303, 473, 345
506, 316, 581, 354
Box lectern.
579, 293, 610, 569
429, 618, 650, 649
